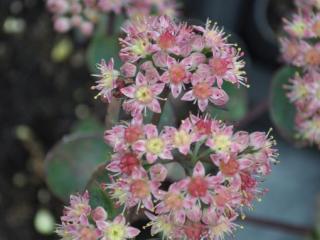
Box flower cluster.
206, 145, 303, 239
104, 115, 277, 239
56, 191, 140, 240
47, 0, 179, 35
280, 1, 320, 147
92, 16, 247, 115
56, 16, 277, 240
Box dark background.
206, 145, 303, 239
1, 0, 319, 239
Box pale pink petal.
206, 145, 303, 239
148, 99, 161, 113
143, 197, 154, 210
181, 90, 195, 101
150, 83, 165, 96
210, 88, 229, 106
174, 210, 186, 225
113, 215, 126, 224
132, 140, 146, 152
171, 84, 182, 98
146, 153, 158, 163
160, 149, 173, 160
198, 99, 209, 112
193, 161, 205, 177
92, 207, 107, 222
150, 164, 167, 182
144, 124, 158, 138
120, 85, 136, 98
160, 72, 170, 83
152, 51, 168, 68
136, 72, 147, 86
96, 220, 108, 231
126, 227, 140, 238
120, 62, 136, 77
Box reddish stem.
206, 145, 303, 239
235, 100, 269, 129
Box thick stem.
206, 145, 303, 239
107, 12, 116, 36
105, 98, 121, 130
235, 100, 269, 129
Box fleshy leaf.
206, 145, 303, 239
45, 133, 112, 201
208, 82, 248, 121
86, 33, 121, 73
270, 66, 297, 140
86, 163, 119, 218
71, 117, 104, 134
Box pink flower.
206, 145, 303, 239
133, 124, 173, 163
160, 55, 192, 97
61, 191, 91, 223
96, 215, 140, 240
177, 162, 221, 205
92, 59, 120, 103
54, 17, 71, 33
121, 72, 165, 116
104, 115, 143, 151
163, 118, 194, 155
181, 71, 229, 111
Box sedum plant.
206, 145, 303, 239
271, 0, 320, 148
55, 15, 278, 240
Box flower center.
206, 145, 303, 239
305, 49, 320, 65
135, 86, 153, 103
173, 130, 190, 147
214, 190, 230, 207
184, 222, 206, 240
158, 31, 176, 50
146, 137, 165, 154
240, 172, 256, 190
195, 120, 212, 135
193, 82, 213, 100
131, 39, 149, 56
211, 134, 231, 152
169, 64, 186, 84
102, 70, 119, 88
74, 203, 87, 216
291, 21, 307, 37
120, 153, 139, 175
106, 223, 126, 240
124, 125, 142, 143
210, 58, 230, 76
130, 179, 150, 199
205, 30, 222, 46
188, 176, 208, 197
79, 227, 97, 240
164, 193, 184, 210
210, 222, 229, 237
313, 20, 320, 36
220, 159, 239, 176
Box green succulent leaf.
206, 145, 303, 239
208, 82, 248, 121
86, 163, 119, 218
45, 133, 112, 202
270, 66, 297, 140
86, 32, 121, 73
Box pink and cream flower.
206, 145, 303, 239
177, 162, 221, 205
163, 118, 195, 155
160, 56, 192, 97
96, 215, 140, 240
104, 116, 143, 151
133, 124, 173, 163
92, 59, 120, 103
181, 71, 229, 111
121, 72, 165, 116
